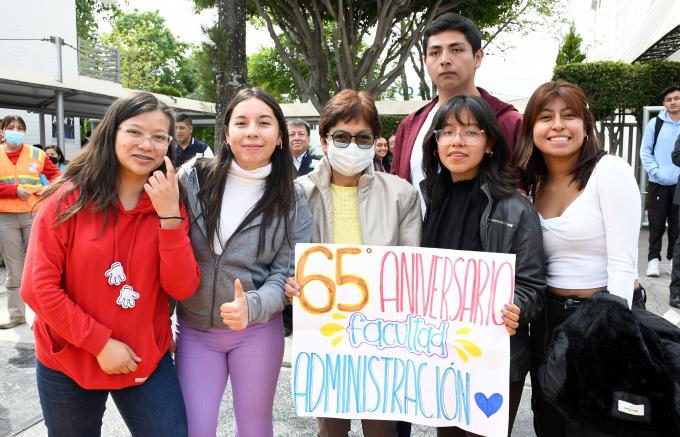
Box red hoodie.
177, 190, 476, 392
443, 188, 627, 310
21, 186, 200, 389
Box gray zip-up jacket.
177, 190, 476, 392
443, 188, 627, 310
178, 164, 312, 330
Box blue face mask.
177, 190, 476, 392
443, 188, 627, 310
4, 130, 25, 146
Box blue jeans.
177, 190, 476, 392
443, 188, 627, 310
36, 352, 187, 437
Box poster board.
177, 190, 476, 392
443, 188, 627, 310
292, 244, 515, 436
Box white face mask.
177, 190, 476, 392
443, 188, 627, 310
327, 143, 375, 176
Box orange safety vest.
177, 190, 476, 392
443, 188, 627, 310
0, 144, 47, 213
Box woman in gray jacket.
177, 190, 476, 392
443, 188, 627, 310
286, 89, 421, 437
175, 88, 312, 437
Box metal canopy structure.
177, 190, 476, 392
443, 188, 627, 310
0, 63, 216, 120
635, 24, 680, 62
623, 0, 680, 63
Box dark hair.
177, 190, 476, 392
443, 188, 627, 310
422, 95, 518, 207
287, 118, 310, 135
45, 144, 66, 164
195, 87, 294, 257
1, 115, 27, 131
41, 92, 176, 227
662, 84, 680, 100
423, 13, 482, 53
176, 114, 193, 126
318, 89, 382, 139
514, 80, 605, 196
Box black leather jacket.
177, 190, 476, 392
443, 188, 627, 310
423, 181, 546, 382
479, 183, 546, 382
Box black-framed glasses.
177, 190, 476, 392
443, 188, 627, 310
327, 130, 375, 149
433, 127, 485, 145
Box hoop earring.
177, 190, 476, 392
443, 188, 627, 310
278, 142, 283, 150
584, 135, 589, 141
486, 150, 494, 158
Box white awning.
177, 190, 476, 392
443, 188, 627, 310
0, 63, 216, 119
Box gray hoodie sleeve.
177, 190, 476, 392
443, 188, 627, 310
245, 189, 313, 323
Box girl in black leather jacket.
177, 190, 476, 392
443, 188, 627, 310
421, 95, 546, 437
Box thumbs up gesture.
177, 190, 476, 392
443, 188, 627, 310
220, 279, 249, 330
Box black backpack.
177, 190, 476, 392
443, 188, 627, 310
652, 116, 664, 154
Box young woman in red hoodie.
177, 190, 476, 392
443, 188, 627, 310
21, 92, 200, 436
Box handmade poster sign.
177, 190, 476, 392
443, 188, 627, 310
291, 244, 515, 436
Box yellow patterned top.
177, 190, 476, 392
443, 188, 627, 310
330, 183, 362, 244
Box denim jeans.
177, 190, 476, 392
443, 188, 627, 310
36, 352, 187, 437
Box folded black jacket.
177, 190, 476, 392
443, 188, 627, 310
539, 292, 680, 436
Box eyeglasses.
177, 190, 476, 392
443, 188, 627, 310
327, 130, 375, 149
118, 128, 173, 148
433, 127, 485, 145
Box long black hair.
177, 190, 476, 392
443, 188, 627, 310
194, 87, 294, 257
41, 92, 175, 227
422, 95, 518, 208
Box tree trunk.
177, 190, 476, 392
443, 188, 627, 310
213, 0, 247, 146
400, 65, 409, 101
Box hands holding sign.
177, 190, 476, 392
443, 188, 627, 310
221, 279, 249, 330
144, 157, 182, 229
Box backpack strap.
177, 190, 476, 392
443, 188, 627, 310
652, 116, 664, 154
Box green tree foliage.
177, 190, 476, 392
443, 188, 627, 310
247, 0, 561, 109
555, 23, 586, 67
380, 115, 405, 137
101, 10, 193, 96
248, 47, 304, 103
553, 60, 680, 121
75, 0, 120, 41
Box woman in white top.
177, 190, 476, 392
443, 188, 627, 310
514, 80, 644, 437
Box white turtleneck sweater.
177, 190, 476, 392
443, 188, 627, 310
213, 160, 271, 254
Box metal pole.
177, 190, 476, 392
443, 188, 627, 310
39, 108, 46, 148
51, 36, 65, 150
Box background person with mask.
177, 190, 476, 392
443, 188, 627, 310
286, 89, 421, 437
40, 145, 67, 185
0, 115, 61, 329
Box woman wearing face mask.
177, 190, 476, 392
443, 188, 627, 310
41, 145, 67, 185
285, 89, 421, 437
0, 115, 61, 329
175, 87, 312, 437
420, 95, 545, 437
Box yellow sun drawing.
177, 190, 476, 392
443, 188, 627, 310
319, 312, 347, 346
451, 327, 482, 362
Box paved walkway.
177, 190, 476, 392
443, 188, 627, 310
0, 229, 677, 436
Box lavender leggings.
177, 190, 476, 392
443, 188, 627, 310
175, 314, 284, 437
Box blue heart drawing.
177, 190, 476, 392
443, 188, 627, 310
474, 392, 503, 418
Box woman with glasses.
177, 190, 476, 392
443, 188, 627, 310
175, 87, 312, 437
285, 89, 421, 437
420, 95, 545, 437
20, 92, 200, 435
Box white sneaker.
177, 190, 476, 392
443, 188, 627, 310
646, 258, 660, 277
667, 259, 674, 275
